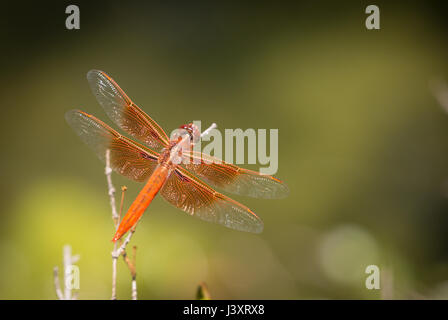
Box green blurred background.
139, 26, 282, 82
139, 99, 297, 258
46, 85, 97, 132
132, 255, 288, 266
1, 1, 448, 299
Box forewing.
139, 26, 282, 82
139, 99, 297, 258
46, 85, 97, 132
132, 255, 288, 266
87, 70, 169, 151
65, 109, 159, 182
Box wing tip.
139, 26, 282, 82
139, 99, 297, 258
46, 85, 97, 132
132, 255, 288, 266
245, 209, 264, 234
266, 174, 290, 199
87, 69, 114, 86
65, 109, 82, 125
87, 69, 104, 80
65, 109, 92, 124
253, 223, 264, 234
261, 175, 290, 199
275, 182, 290, 199
226, 219, 263, 234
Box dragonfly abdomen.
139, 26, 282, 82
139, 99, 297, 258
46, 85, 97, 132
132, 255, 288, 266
112, 164, 171, 242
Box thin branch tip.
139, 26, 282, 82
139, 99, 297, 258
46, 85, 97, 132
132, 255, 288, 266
200, 122, 218, 139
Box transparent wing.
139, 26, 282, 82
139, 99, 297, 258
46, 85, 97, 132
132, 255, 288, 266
87, 70, 170, 151
65, 109, 159, 182
182, 151, 289, 199
160, 166, 263, 233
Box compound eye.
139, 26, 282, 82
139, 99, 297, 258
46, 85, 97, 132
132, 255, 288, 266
188, 124, 201, 143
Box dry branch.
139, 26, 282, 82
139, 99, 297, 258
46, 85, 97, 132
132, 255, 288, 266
53, 267, 64, 300
53, 245, 79, 300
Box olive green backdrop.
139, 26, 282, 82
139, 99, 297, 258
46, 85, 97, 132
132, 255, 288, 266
1, 1, 448, 299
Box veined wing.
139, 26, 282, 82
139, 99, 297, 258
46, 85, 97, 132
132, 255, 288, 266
87, 70, 170, 151
65, 109, 159, 182
160, 166, 263, 233
182, 151, 289, 199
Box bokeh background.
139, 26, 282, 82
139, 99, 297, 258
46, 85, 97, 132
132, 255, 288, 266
1, 1, 448, 299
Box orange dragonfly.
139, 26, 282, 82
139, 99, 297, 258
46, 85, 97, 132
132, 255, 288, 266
65, 70, 289, 242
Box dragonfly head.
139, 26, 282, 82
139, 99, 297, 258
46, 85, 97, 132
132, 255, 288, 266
179, 123, 200, 144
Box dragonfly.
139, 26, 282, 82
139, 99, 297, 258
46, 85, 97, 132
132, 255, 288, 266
65, 70, 289, 242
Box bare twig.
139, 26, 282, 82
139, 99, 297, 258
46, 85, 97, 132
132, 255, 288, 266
53, 245, 79, 300
107, 151, 138, 300
112, 227, 136, 258
118, 186, 127, 224
117, 186, 138, 299
122, 245, 138, 300
122, 247, 137, 278
63, 245, 79, 300
107, 149, 121, 300
106, 149, 119, 223
111, 185, 127, 300
132, 247, 137, 299
63, 245, 72, 300
201, 123, 217, 139
53, 267, 64, 300
131, 277, 137, 300
111, 247, 118, 300
111, 207, 138, 299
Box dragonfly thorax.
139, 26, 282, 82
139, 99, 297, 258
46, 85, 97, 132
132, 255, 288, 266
159, 136, 192, 167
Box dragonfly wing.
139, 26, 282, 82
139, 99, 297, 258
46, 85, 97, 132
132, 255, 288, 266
160, 166, 263, 233
65, 109, 159, 182
87, 70, 170, 151
182, 151, 289, 199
